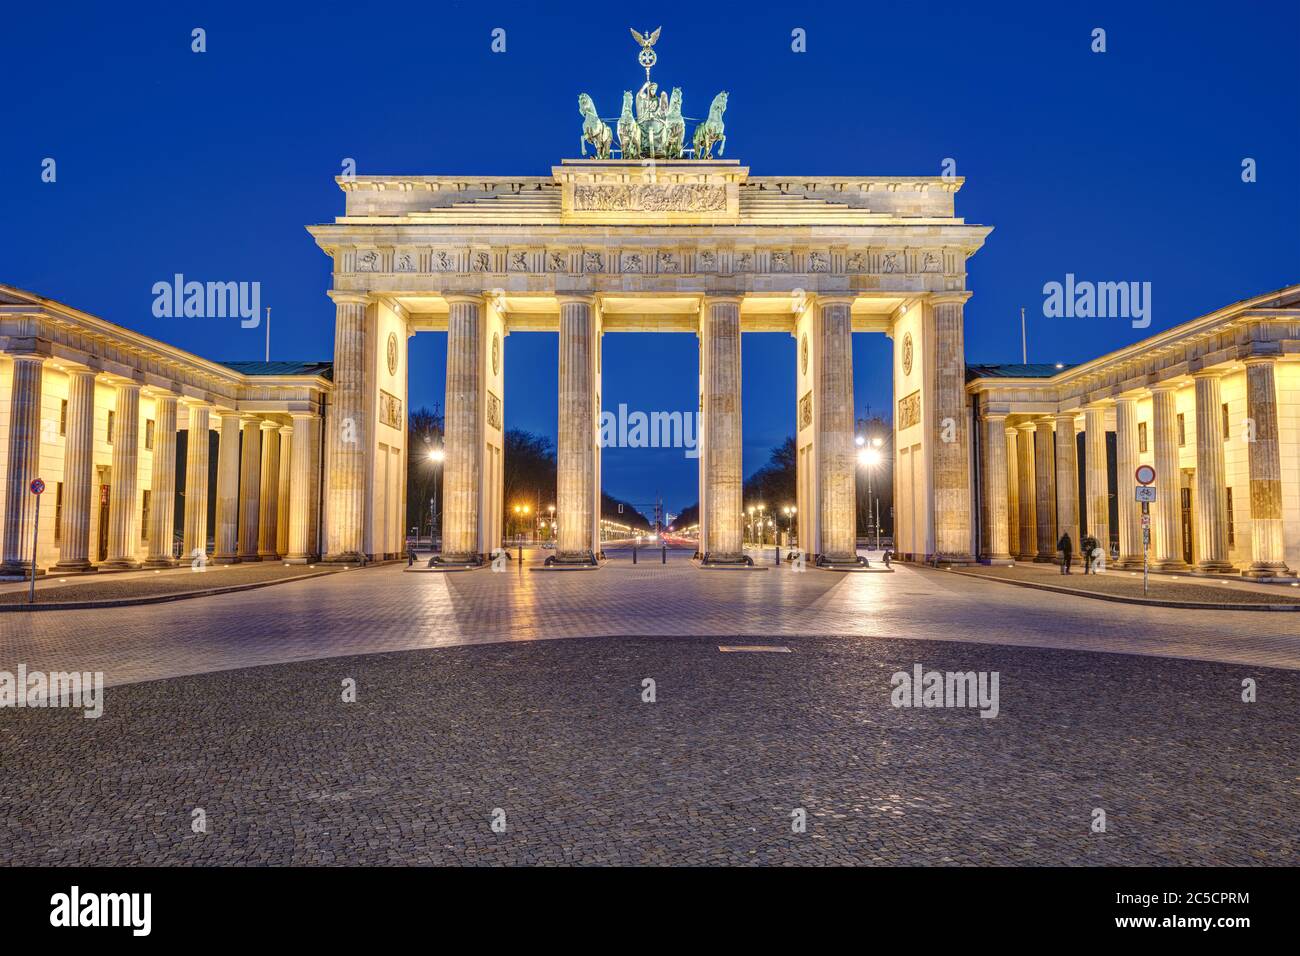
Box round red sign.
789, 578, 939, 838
1135, 465, 1156, 486
29, 478, 45, 495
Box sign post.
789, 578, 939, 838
28, 477, 45, 604
1135, 466, 1157, 596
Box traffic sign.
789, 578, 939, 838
1135, 464, 1156, 486
1135, 486, 1157, 502
29, 478, 45, 496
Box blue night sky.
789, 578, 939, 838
5, 0, 1296, 514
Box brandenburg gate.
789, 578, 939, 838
306, 30, 992, 568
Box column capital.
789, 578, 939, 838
1083, 398, 1113, 410
1191, 366, 1226, 380
1242, 352, 1279, 367
815, 294, 855, 309
1148, 380, 1180, 394
556, 293, 597, 307
980, 407, 1010, 422
289, 410, 318, 421
1052, 411, 1078, 427
701, 294, 744, 308
327, 290, 372, 306
443, 292, 486, 307
1016, 420, 1038, 433
929, 291, 972, 307
3, 348, 48, 362
259, 418, 281, 433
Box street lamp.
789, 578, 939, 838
427, 447, 445, 547
857, 446, 885, 550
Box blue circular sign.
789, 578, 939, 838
29, 478, 45, 495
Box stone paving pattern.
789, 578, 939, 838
3, 558, 1300, 695
1, 635, 1294, 865
955, 563, 1300, 606
0, 562, 348, 607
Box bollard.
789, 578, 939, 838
662, 545, 666, 564
633, 546, 638, 565
774, 546, 779, 566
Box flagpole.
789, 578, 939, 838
1020, 307, 1027, 363
265, 307, 271, 362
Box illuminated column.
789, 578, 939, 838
441, 294, 484, 563
276, 424, 292, 558
1242, 356, 1290, 577
182, 403, 211, 560
1150, 384, 1186, 570
102, 382, 142, 569
1053, 412, 1080, 552
1034, 418, 1056, 560
932, 294, 974, 562
556, 295, 599, 562
257, 421, 281, 560
212, 412, 242, 563
1015, 423, 1037, 561
54, 368, 97, 572
816, 297, 856, 563
1083, 402, 1109, 555
0, 354, 45, 575
1114, 396, 1143, 567
1005, 427, 1020, 558
286, 413, 321, 562
1192, 371, 1234, 573
236, 416, 262, 561
701, 296, 744, 562
980, 410, 1012, 563
324, 291, 369, 563
143, 393, 179, 567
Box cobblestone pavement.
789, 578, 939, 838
0, 562, 351, 607
953, 563, 1300, 606
0, 635, 1294, 865
2, 559, 1300, 693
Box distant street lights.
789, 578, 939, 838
427, 447, 445, 545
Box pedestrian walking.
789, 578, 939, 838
1057, 532, 1073, 574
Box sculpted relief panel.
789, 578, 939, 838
572, 183, 727, 212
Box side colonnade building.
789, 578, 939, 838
0, 287, 329, 574
968, 285, 1300, 578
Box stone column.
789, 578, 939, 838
932, 295, 974, 562
54, 368, 97, 572
1114, 396, 1142, 567
816, 298, 856, 563
236, 416, 262, 561
257, 421, 281, 560
212, 412, 241, 563
143, 394, 179, 567
0, 354, 45, 575
1005, 427, 1020, 558
1150, 384, 1186, 570
1192, 370, 1234, 573
1053, 412, 1080, 554
1015, 423, 1037, 561
1034, 418, 1056, 560
286, 413, 321, 562
980, 411, 1012, 563
556, 295, 598, 562
701, 296, 744, 562
276, 425, 293, 558
1083, 402, 1110, 556
1242, 356, 1290, 577
324, 292, 369, 563
182, 403, 211, 560
441, 294, 483, 563
102, 382, 142, 569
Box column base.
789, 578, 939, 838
1192, 561, 1237, 575
283, 555, 321, 565
1015, 552, 1037, 562
547, 550, 598, 567
701, 552, 753, 566
1242, 563, 1293, 579
98, 559, 141, 571
237, 554, 263, 563
816, 553, 869, 568
51, 560, 97, 574
937, 552, 977, 565
258, 553, 281, 562
212, 555, 240, 565
1152, 559, 1190, 572
1114, 556, 1145, 569
0, 563, 46, 578
1033, 553, 1056, 563
980, 554, 1014, 566
430, 553, 484, 568
142, 557, 177, 569
323, 551, 366, 564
